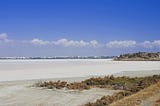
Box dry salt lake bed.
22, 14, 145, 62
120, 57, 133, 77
0, 59, 160, 106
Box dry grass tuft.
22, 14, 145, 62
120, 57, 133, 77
109, 81, 160, 106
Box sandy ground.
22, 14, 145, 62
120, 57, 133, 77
0, 78, 118, 106
0, 84, 116, 106
0, 59, 160, 106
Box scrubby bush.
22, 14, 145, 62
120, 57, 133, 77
35, 74, 160, 91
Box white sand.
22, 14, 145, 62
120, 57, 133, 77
0, 59, 160, 81
0, 59, 160, 106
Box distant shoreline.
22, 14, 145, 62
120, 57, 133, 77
0, 56, 115, 60
1, 52, 160, 61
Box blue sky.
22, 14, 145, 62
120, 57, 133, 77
0, 0, 160, 56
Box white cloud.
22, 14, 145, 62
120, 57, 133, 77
30, 38, 50, 45
90, 40, 99, 47
141, 40, 160, 48
53, 39, 81, 47
106, 40, 136, 48
1, 33, 160, 56
0, 33, 13, 43
0, 33, 8, 40
0, 33, 159, 50
52, 38, 99, 47
153, 40, 160, 47
30, 38, 98, 47
141, 41, 152, 48
29, 38, 160, 49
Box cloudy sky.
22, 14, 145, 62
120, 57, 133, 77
0, 0, 160, 56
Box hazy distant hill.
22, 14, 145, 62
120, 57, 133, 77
114, 52, 160, 61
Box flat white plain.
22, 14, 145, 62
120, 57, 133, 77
0, 59, 160, 106
0, 59, 160, 81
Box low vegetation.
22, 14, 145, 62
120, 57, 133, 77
84, 75, 160, 106
109, 81, 160, 106
35, 80, 90, 90
35, 74, 160, 106
35, 75, 160, 91
84, 91, 132, 106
